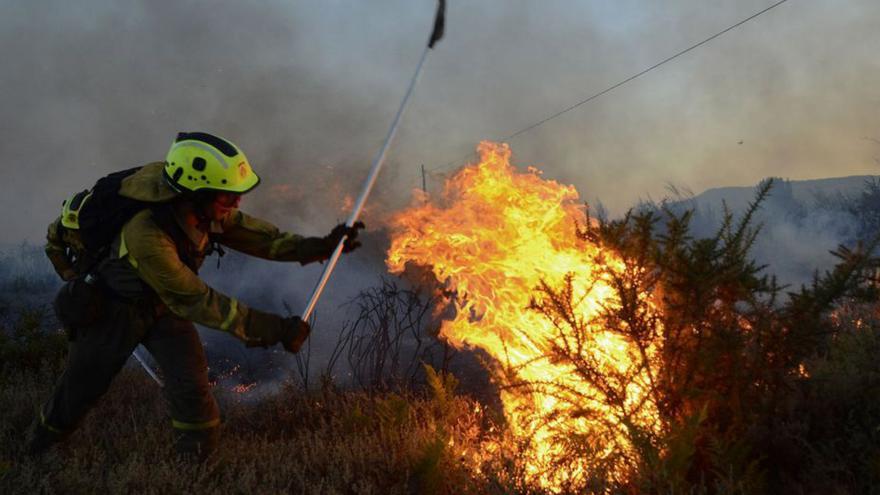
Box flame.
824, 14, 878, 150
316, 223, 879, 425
386, 142, 661, 489
231, 382, 257, 394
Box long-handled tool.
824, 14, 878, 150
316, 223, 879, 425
134, 2, 445, 387
133, 346, 163, 387
301, 0, 446, 322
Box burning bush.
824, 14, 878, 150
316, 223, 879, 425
387, 142, 880, 493
388, 142, 662, 489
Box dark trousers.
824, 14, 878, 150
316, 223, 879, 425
40, 295, 220, 456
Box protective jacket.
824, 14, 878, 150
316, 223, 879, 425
72, 162, 329, 345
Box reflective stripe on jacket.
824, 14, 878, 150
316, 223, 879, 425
112, 205, 323, 343
47, 162, 328, 343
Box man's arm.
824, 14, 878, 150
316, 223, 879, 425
120, 212, 288, 346
216, 210, 335, 264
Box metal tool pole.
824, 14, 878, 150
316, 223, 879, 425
301, 1, 446, 322
133, 346, 163, 387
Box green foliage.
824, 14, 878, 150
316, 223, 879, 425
634, 404, 709, 492
406, 368, 468, 493
790, 302, 880, 492
376, 393, 412, 428
0, 308, 67, 375
413, 433, 448, 495
526, 178, 880, 493
424, 363, 459, 419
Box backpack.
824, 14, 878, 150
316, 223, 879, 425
60, 166, 155, 272
59, 166, 214, 275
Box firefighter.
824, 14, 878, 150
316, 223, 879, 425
29, 132, 363, 458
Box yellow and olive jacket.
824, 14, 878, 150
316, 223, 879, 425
48, 163, 329, 344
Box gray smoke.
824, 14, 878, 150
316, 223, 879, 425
660, 176, 872, 288
1, 0, 878, 389
3, 0, 879, 241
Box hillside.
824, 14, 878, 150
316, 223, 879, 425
660, 174, 880, 286
691, 175, 877, 212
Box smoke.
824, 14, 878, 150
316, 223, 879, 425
0, 0, 419, 240
663, 176, 870, 288
1, 0, 877, 388
3, 0, 879, 241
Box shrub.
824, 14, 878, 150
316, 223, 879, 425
321, 279, 455, 392
523, 179, 880, 493
0, 308, 67, 374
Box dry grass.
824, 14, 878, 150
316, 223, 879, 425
0, 359, 509, 495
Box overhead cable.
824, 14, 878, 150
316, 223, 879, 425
429, 0, 791, 173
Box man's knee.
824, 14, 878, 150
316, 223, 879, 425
39, 342, 132, 439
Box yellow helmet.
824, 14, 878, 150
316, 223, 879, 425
164, 132, 260, 194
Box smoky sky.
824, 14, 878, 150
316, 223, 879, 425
1, 0, 879, 244
2, 0, 879, 388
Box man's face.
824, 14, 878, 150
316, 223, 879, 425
204, 192, 242, 222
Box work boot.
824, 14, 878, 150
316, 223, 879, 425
24, 420, 67, 456
174, 426, 219, 462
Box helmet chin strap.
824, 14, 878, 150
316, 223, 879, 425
195, 202, 212, 224
171, 192, 214, 229
191, 190, 217, 224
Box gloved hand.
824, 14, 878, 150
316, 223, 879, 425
295, 222, 366, 265
279, 316, 311, 353
324, 221, 365, 254
244, 309, 310, 353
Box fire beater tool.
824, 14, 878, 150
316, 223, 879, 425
301, 0, 446, 322
131, 2, 444, 387
133, 347, 163, 387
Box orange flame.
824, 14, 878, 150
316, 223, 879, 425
386, 142, 661, 489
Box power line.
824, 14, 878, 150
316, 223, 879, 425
428, 0, 791, 174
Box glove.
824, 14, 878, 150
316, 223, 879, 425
244, 310, 310, 353
324, 221, 365, 254
295, 222, 366, 265
279, 316, 311, 353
